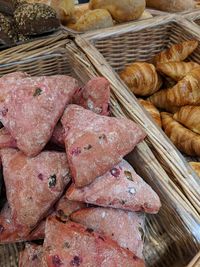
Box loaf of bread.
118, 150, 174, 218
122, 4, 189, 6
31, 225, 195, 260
89, 0, 146, 22
146, 0, 196, 12
0, 0, 26, 15
0, 13, 15, 46
14, 3, 60, 35
189, 162, 200, 177
73, 9, 114, 32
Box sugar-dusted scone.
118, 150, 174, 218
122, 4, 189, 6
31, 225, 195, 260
154, 40, 198, 65
18, 243, 45, 267
71, 207, 145, 258
157, 62, 200, 81
61, 105, 146, 187
138, 99, 162, 127
66, 159, 161, 214
0, 74, 78, 156
148, 67, 200, 108
119, 62, 162, 96
189, 162, 200, 177
73, 9, 113, 32
161, 112, 200, 156
173, 106, 200, 135
0, 148, 70, 237
43, 216, 145, 267
73, 77, 110, 116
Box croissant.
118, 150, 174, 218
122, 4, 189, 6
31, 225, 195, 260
189, 162, 200, 177
161, 112, 200, 156
119, 62, 162, 96
148, 67, 200, 107
138, 99, 162, 127
157, 61, 200, 81
154, 40, 198, 65
173, 105, 200, 135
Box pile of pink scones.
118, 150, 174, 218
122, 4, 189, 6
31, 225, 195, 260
0, 72, 161, 267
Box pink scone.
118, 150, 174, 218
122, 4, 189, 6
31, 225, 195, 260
0, 75, 78, 156
61, 105, 146, 187
73, 77, 110, 116
66, 159, 161, 214
19, 244, 45, 267
0, 128, 17, 149
0, 203, 45, 243
43, 216, 145, 267
0, 148, 70, 236
71, 207, 145, 258
50, 123, 65, 148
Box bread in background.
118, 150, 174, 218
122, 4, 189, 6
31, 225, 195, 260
89, 0, 146, 22
161, 112, 200, 156
139, 99, 162, 127
73, 9, 113, 32
146, 0, 196, 12
119, 62, 162, 96
137, 10, 153, 20
189, 162, 200, 177
173, 106, 200, 135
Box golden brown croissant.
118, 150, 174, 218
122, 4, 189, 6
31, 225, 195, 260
161, 112, 200, 156
148, 67, 200, 107
173, 105, 200, 135
154, 40, 198, 65
119, 62, 162, 96
157, 61, 200, 81
189, 162, 200, 177
138, 99, 162, 127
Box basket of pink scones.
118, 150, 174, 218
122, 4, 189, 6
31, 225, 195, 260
0, 32, 199, 267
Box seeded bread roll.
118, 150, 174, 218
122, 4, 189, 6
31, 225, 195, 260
0, 13, 15, 46
0, 0, 26, 15
14, 3, 60, 35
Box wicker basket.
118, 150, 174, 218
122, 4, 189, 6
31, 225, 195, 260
0, 32, 199, 267
80, 15, 200, 216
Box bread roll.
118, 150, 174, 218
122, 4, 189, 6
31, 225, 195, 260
173, 106, 200, 135
138, 10, 153, 20
148, 67, 200, 107
139, 99, 162, 127
146, 0, 195, 12
119, 62, 162, 96
189, 162, 200, 177
161, 112, 200, 156
154, 40, 198, 66
73, 9, 113, 32
89, 0, 146, 22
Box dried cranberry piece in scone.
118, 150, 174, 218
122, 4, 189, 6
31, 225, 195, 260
0, 148, 70, 237
0, 128, 17, 149
71, 207, 145, 258
55, 196, 86, 222
43, 216, 145, 267
61, 105, 146, 187
19, 243, 45, 267
0, 75, 78, 156
0, 203, 45, 243
73, 77, 111, 116
66, 159, 161, 214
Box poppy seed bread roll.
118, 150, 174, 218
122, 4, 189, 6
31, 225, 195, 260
14, 3, 60, 35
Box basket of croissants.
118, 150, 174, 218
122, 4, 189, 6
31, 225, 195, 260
119, 39, 200, 176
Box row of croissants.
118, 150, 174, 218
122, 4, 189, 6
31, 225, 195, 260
119, 39, 200, 176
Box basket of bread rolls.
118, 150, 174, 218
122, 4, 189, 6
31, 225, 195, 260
0, 0, 61, 49
80, 15, 200, 214
34, 0, 157, 33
